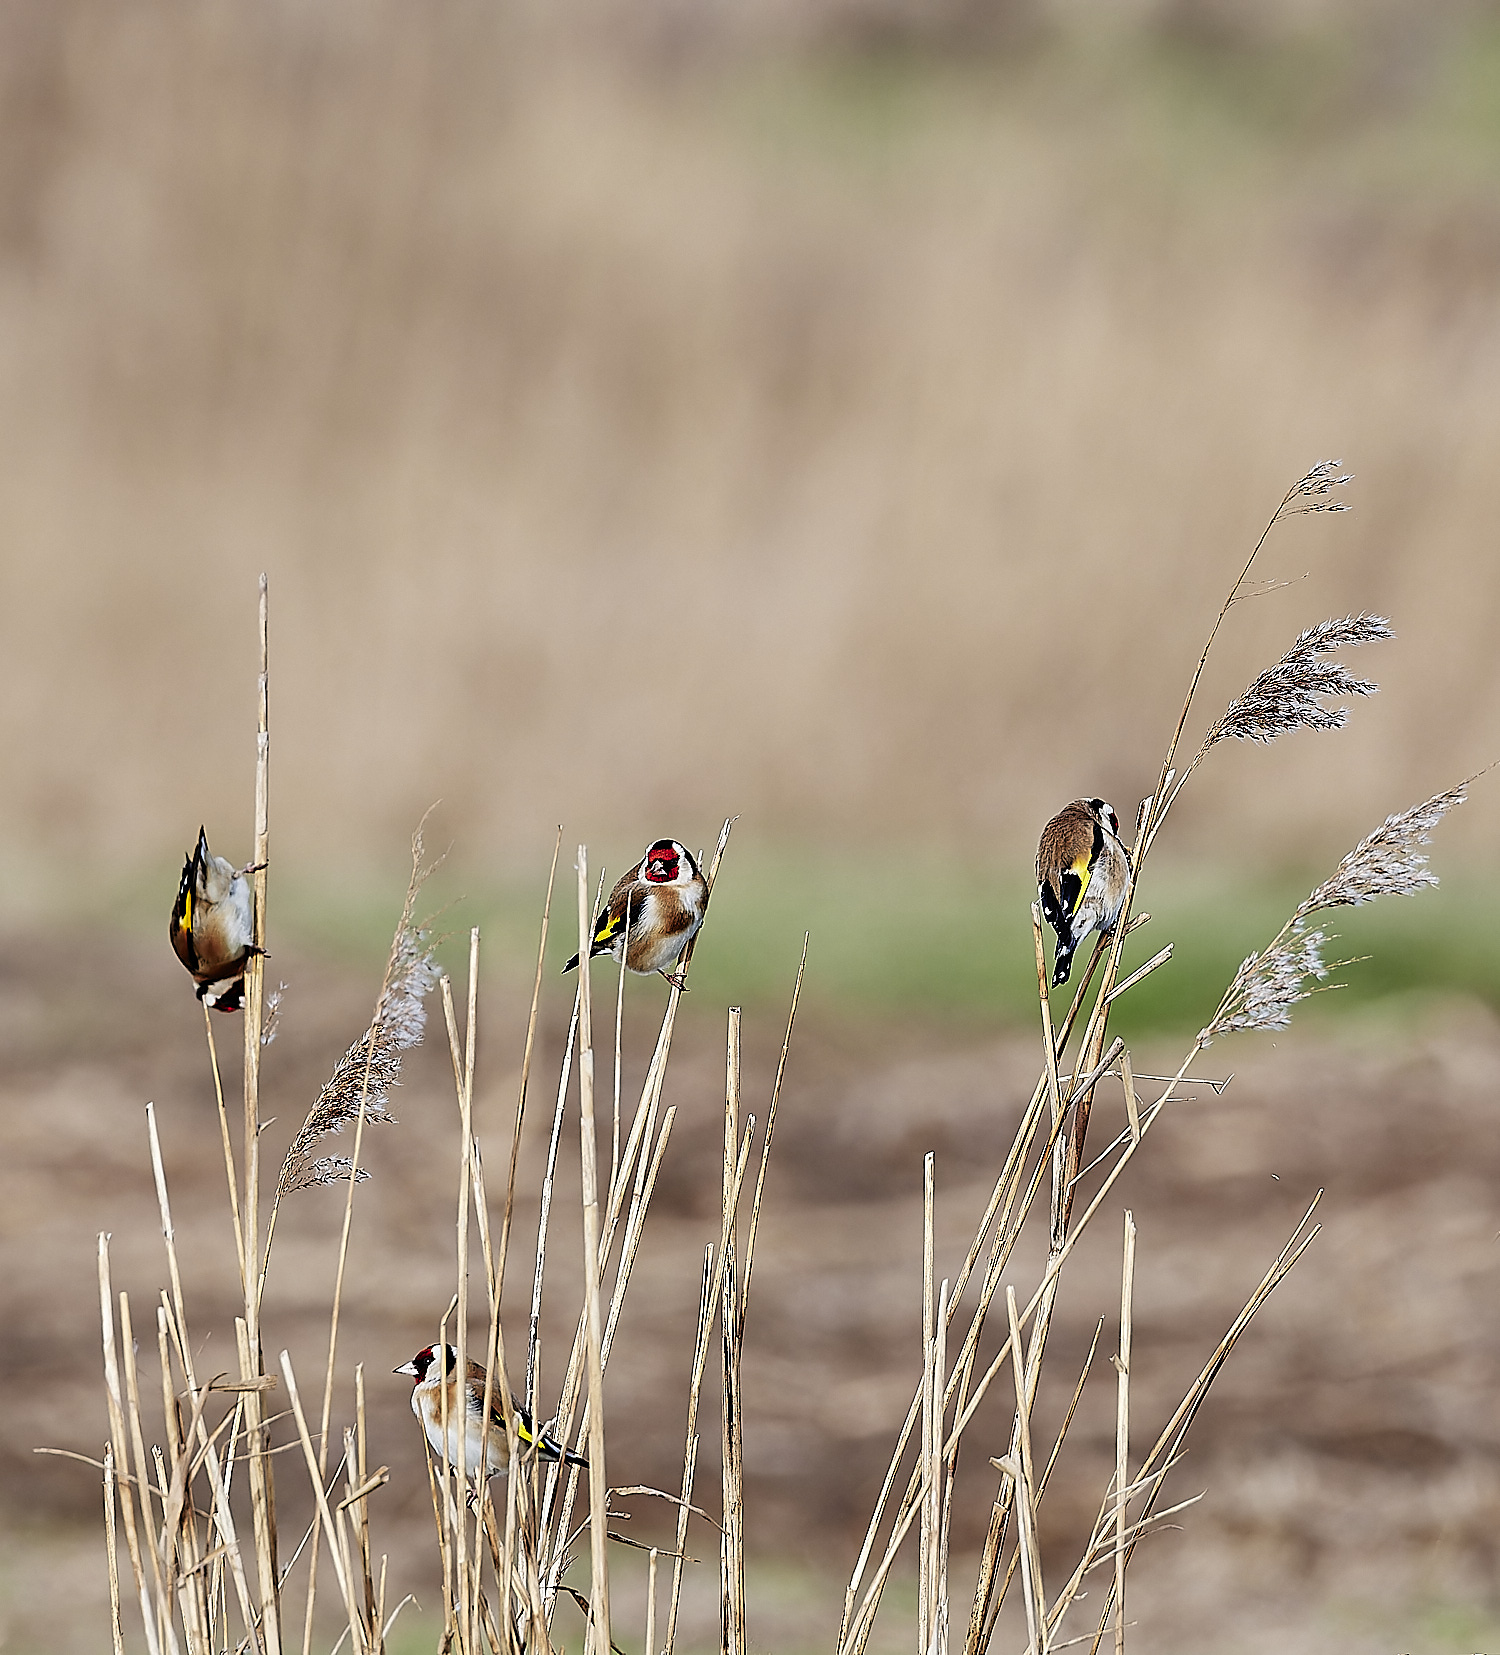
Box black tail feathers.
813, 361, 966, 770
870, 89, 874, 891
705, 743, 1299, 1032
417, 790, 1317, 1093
538, 1435, 589, 1469
562, 952, 580, 975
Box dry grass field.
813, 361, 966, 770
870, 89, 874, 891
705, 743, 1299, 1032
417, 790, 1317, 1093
5, 924, 1500, 1653
4, 3, 1500, 1651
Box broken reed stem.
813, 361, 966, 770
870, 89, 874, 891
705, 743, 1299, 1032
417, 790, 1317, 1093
576, 848, 612, 1655
1114, 1213, 1136, 1655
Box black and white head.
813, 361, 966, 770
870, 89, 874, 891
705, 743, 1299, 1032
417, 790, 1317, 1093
640, 839, 698, 887
1086, 800, 1122, 842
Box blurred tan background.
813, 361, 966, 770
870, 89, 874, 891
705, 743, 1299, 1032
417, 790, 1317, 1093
5, 3, 1500, 1652
1, 0, 1498, 897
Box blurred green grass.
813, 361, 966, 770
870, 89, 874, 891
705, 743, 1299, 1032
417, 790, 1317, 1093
117, 846, 1499, 1044
725, 10, 1500, 191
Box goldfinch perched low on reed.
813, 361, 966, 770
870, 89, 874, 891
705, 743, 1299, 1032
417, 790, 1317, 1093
169, 828, 262, 1012
563, 838, 707, 989
1036, 799, 1131, 988
394, 1344, 587, 1481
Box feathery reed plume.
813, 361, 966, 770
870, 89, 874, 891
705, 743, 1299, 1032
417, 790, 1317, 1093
1199, 780, 1468, 1046
1298, 781, 1469, 910
1203, 614, 1391, 750
1279, 459, 1353, 515
1199, 925, 1332, 1043
276, 847, 441, 1195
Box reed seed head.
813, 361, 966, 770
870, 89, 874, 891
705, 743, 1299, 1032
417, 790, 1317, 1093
1297, 782, 1469, 914
1205, 613, 1391, 750
1199, 924, 1330, 1045
277, 858, 440, 1195
1199, 779, 1467, 1046
1281, 459, 1353, 515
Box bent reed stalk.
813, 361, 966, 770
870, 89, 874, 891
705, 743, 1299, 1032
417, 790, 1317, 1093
77, 463, 1475, 1655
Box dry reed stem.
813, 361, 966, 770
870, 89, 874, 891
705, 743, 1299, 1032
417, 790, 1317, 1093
986, 1317, 1107, 1636
1031, 908, 1065, 1251
538, 822, 737, 1602
929, 1279, 949, 1655
449, 932, 481, 1649
1005, 1287, 1045, 1655
239, 574, 281, 1655
1102, 947, 1173, 1008
664, 1108, 757, 1655
739, 935, 806, 1320
857, 1049, 1114, 1655
99, 1236, 161, 1655
528, 991, 579, 1416
118, 1291, 179, 1654
663, 1247, 713, 1655
1119, 1053, 1140, 1146
201, 1009, 247, 1301
1084, 1196, 1322, 1652
645, 1547, 659, 1655
720, 1244, 745, 1655
104, 1444, 126, 1655
146, 1111, 260, 1649
279, 1352, 365, 1650
846, 1075, 1054, 1655
721, 1011, 747, 1655
919, 1156, 935, 1655
575, 847, 612, 1655
1113, 1214, 1136, 1655
612, 914, 627, 1199
498, 827, 563, 1315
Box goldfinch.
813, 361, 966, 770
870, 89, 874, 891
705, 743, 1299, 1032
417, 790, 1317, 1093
394, 1344, 587, 1481
563, 838, 707, 989
169, 828, 262, 1012
1036, 799, 1131, 988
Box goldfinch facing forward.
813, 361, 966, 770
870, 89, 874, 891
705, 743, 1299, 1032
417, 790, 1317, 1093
394, 1344, 587, 1481
169, 828, 261, 1012
1036, 799, 1131, 988
563, 838, 707, 989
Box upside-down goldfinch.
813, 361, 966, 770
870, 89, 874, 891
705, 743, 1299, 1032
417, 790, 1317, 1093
1036, 799, 1130, 988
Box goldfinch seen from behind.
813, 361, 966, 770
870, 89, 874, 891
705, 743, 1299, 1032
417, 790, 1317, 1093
563, 838, 707, 989
1036, 798, 1131, 988
394, 1344, 587, 1481
169, 827, 262, 1012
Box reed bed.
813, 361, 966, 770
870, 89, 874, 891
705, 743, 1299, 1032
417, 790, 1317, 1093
75, 462, 1472, 1654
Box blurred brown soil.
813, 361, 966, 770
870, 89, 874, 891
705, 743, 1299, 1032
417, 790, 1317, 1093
4, 927, 1500, 1652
